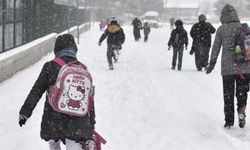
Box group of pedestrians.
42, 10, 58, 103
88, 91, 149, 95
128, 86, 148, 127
168, 4, 250, 129
168, 14, 215, 71
131, 17, 151, 42
98, 17, 152, 70
17, 4, 250, 150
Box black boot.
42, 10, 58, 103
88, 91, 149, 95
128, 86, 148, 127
109, 64, 114, 70
238, 113, 246, 128
224, 122, 234, 129
238, 106, 246, 128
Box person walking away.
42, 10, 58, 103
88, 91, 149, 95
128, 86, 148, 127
168, 20, 188, 71
132, 17, 142, 41
18, 34, 96, 150
190, 14, 216, 71
142, 22, 151, 42
169, 16, 175, 30
206, 4, 250, 129
98, 18, 125, 70
99, 19, 107, 31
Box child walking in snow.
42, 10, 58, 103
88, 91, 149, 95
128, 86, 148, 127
142, 22, 151, 42
19, 34, 96, 150
206, 4, 250, 129
98, 18, 125, 70
168, 20, 188, 71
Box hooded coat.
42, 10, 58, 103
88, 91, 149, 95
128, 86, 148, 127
168, 21, 188, 49
209, 4, 250, 76
132, 17, 142, 40
190, 15, 216, 48
19, 48, 96, 142
99, 23, 125, 46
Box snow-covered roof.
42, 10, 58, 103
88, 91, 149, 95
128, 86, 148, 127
54, 0, 86, 7
144, 11, 159, 16
163, 0, 199, 8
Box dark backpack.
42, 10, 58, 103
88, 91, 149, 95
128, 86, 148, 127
234, 23, 250, 64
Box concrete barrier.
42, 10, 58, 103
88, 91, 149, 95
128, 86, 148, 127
0, 23, 90, 83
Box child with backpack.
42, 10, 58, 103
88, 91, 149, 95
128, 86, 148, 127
18, 34, 96, 150
206, 4, 250, 129
168, 20, 188, 71
98, 18, 125, 70
142, 22, 151, 42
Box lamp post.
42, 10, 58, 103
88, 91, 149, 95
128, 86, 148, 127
13, 0, 17, 47
67, 0, 71, 33
76, 0, 79, 44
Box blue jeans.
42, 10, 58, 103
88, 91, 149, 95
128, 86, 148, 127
172, 47, 184, 69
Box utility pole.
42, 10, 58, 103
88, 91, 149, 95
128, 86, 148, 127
76, 0, 79, 44
2, 0, 7, 52
67, 0, 71, 33
13, 0, 17, 47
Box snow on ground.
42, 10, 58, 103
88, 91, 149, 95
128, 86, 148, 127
0, 23, 250, 150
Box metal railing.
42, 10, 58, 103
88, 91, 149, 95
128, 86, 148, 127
0, 0, 90, 53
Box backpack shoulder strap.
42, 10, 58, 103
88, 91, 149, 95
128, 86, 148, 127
52, 57, 66, 66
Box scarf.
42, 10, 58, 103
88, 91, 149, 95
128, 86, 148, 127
55, 48, 77, 59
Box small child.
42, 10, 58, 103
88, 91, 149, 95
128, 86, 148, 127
142, 22, 151, 42
168, 20, 188, 71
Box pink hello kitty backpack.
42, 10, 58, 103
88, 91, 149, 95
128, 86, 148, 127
47, 57, 94, 116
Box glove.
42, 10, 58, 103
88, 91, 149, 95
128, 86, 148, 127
206, 63, 215, 74
98, 42, 101, 46
19, 114, 28, 127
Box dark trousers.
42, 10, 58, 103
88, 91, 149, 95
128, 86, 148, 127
222, 74, 250, 124
172, 47, 184, 69
133, 28, 141, 41
107, 44, 116, 65
195, 46, 210, 70
144, 33, 149, 42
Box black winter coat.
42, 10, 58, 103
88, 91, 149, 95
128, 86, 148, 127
168, 26, 188, 48
19, 56, 95, 142
99, 24, 125, 46
190, 21, 216, 48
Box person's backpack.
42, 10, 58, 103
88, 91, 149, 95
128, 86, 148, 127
234, 23, 250, 64
47, 58, 94, 117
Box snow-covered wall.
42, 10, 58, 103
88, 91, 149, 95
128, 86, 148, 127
0, 23, 90, 83
0, 33, 57, 83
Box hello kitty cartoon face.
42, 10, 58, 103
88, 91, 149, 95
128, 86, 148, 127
67, 85, 85, 101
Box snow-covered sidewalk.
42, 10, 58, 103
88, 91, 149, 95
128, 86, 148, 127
0, 23, 250, 150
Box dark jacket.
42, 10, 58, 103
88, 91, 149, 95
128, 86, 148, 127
132, 17, 142, 29
168, 25, 188, 48
190, 21, 216, 48
99, 24, 125, 46
209, 4, 250, 75
19, 56, 95, 142
143, 23, 151, 35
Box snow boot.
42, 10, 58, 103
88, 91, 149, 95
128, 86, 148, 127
238, 113, 246, 128
224, 122, 234, 129
238, 106, 246, 128
109, 64, 114, 70
113, 50, 119, 63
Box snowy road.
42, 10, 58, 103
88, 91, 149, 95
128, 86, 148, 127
0, 23, 250, 150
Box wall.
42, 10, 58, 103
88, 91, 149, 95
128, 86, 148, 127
0, 23, 90, 83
